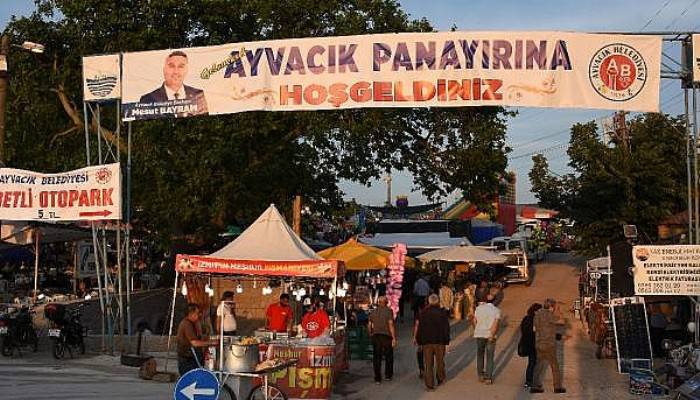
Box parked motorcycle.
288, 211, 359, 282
0, 305, 39, 356
656, 339, 700, 389
44, 303, 86, 359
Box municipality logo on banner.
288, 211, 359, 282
82, 54, 121, 101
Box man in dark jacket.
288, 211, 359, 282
139, 51, 208, 117
414, 294, 450, 390
520, 303, 542, 388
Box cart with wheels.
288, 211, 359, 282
216, 359, 298, 400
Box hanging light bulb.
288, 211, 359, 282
236, 283, 243, 294
342, 281, 349, 290
181, 282, 188, 296
205, 283, 214, 297
319, 288, 325, 296
292, 289, 298, 296
298, 287, 307, 297
253, 278, 257, 289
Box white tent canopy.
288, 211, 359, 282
211, 204, 322, 261
418, 244, 507, 264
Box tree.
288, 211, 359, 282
4, 0, 511, 245
529, 154, 565, 211
529, 114, 688, 256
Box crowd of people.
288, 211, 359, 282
360, 270, 568, 395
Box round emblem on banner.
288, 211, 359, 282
589, 43, 647, 102
95, 168, 112, 184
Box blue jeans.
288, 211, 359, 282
526, 351, 537, 385
476, 338, 495, 379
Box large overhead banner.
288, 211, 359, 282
0, 163, 121, 221
633, 245, 700, 296
120, 31, 661, 121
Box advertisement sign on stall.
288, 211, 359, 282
632, 245, 700, 295
121, 31, 661, 120
176, 254, 339, 279
0, 163, 121, 221
264, 342, 344, 400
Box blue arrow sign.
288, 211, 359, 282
174, 368, 220, 400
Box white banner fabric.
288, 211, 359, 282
120, 31, 661, 121
0, 163, 121, 221
83, 54, 121, 101
633, 245, 700, 296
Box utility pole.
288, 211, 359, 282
0, 35, 9, 166
384, 174, 392, 207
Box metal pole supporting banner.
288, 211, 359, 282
115, 102, 124, 350
91, 222, 106, 351
33, 229, 39, 302
694, 88, 699, 244
126, 121, 132, 337
687, 88, 694, 244
83, 102, 91, 164
165, 271, 180, 374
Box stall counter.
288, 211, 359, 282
260, 329, 347, 400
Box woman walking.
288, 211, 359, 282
520, 303, 542, 388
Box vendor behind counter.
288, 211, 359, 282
301, 297, 331, 338
266, 293, 294, 333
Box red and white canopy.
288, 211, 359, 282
176, 204, 341, 278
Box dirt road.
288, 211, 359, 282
335, 253, 630, 400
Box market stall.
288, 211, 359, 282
318, 238, 412, 312
171, 204, 347, 400
579, 256, 616, 359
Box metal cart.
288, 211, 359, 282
215, 359, 298, 400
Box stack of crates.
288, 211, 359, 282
347, 325, 373, 360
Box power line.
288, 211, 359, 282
664, 0, 700, 30
509, 127, 570, 149
510, 142, 569, 160
641, 0, 673, 31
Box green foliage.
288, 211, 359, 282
529, 113, 688, 256
4, 0, 511, 246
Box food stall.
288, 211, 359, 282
579, 256, 616, 359
170, 204, 347, 400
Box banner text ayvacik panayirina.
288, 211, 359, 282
209, 38, 573, 107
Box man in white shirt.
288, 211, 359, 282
473, 294, 501, 384
216, 291, 237, 336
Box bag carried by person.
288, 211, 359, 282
517, 336, 528, 357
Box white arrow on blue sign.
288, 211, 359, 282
174, 368, 220, 400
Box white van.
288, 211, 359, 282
490, 236, 543, 263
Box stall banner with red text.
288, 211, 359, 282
633, 245, 700, 296
121, 31, 661, 121
0, 163, 121, 221
266, 344, 336, 400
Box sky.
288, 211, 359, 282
1, 0, 699, 206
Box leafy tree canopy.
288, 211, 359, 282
529, 113, 687, 256
4, 0, 511, 245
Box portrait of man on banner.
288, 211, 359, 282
139, 50, 208, 117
